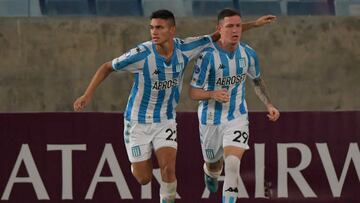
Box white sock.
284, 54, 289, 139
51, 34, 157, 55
222, 155, 240, 203
160, 180, 177, 203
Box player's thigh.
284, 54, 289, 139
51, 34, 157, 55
152, 120, 178, 179
124, 119, 153, 163
223, 117, 250, 159
152, 119, 178, 155
200, 124, 223, 163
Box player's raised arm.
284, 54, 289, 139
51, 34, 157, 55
242, 15, 277, 32
73, 61, 114, 112
209, 15, 276, 42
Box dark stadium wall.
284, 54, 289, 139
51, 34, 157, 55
0, 17, 359, 112
0, 112, 359, 202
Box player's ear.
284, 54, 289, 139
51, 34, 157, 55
216, 24, 221, 32
170, 26, 176, 35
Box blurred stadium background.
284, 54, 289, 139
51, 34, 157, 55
1, 0, 360, 16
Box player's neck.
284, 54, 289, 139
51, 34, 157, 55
218, 40, 237, 53
156, 39, 174, 61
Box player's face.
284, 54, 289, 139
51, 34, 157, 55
218, 15, 242, 46
150, 18, 175, 45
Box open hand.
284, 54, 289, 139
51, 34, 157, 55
255, 15, 277, 27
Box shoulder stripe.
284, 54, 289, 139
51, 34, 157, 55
180, 36, 211, 52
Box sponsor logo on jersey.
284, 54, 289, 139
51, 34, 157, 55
152, 78, 178, 90
216, 74, 246, 87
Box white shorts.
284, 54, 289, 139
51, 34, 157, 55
199, 116, 250, 163
123, 119, 178, 163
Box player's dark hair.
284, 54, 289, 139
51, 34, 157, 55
217, 8, 241, 23
150, 9, 176, 26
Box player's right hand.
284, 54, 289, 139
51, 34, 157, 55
73, 95, 91, 112
266, 105, 280, 122
210, 89, 230, 103
255, 15, 277, 27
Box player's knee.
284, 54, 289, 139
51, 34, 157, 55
208, 160, 223, 171
160, 164, 176, 180
133, 173, 152, 185
137, 177, 151, 185
204, 162, 223, 178
132, 165, 152, 185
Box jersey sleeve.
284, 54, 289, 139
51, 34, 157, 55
245, 45, 261, 79
112, 45, 149, 73
190, 52, 212, 89
178, 35, 212, 61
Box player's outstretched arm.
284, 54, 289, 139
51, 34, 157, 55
242, 15, 277, 32
207, 15, 276, 42
189, 87, 230, 103
252, 77, 280, 121
73, 61, 114, 111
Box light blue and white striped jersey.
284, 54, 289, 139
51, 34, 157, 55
191, 42, 261, 125
112, 36, 212, 124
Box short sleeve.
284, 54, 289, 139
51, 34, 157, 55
177, 35, 212, 61
245, 45, 261, 79
112, 45, 149, 73
190, 52, 212, 89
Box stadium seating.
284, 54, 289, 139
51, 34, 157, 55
1, 0, 359, 16
0, 0, 27, 16
335, 0, 360, 15
287, 0, 335, 15
39, 0, 96, 15
95, 0, 143, 16
192, 0, 234, 16
142, 0, 190, 17
238, 1, 282, 16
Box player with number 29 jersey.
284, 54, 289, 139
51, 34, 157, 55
191, 42, 260, 126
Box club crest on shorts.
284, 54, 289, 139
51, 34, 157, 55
205, 149, 215, 160
131, 146, 141, 157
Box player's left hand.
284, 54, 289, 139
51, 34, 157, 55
255, 15, 277, 27
266, 105, 280, 122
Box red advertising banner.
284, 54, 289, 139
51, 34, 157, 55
0, 112, 359, 203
